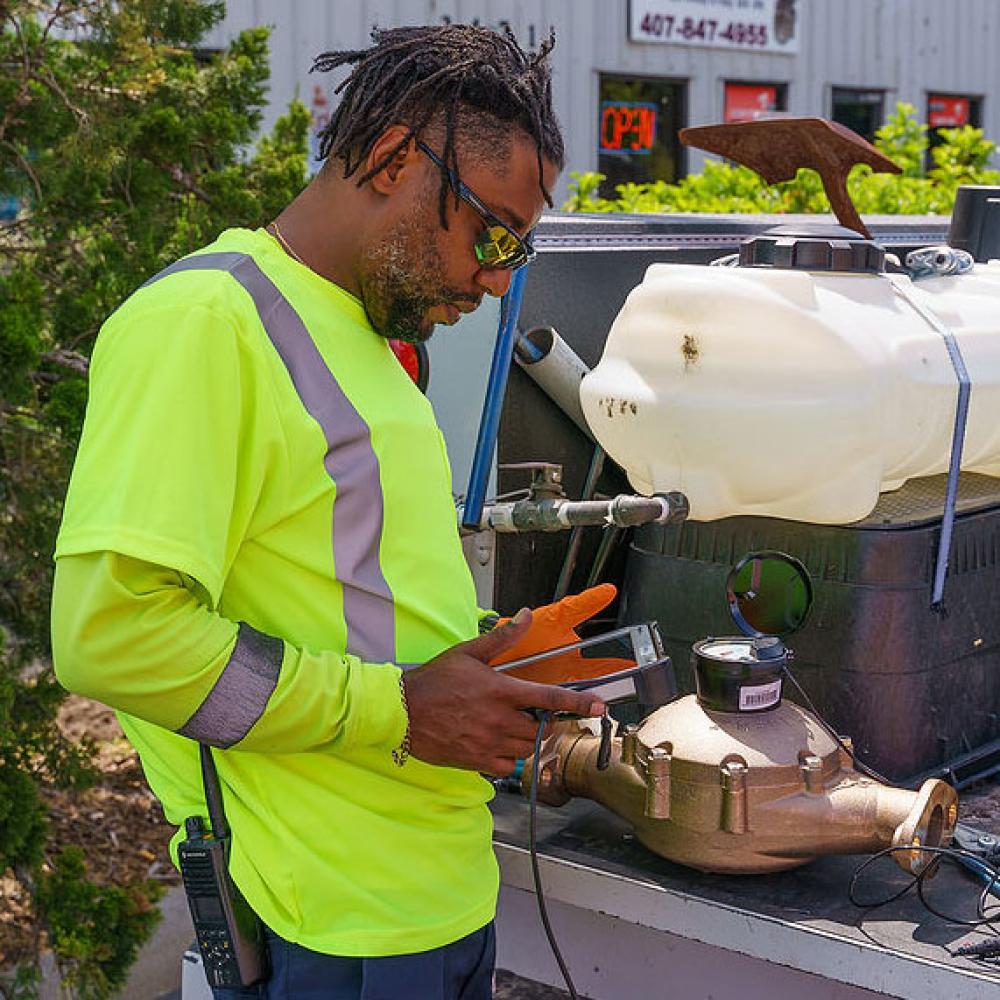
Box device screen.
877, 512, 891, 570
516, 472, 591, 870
494, 622, 664, 687
192, 895, 225, 923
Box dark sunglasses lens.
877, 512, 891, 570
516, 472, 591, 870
475, 225, 526, 269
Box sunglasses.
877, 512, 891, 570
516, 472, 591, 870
416, 141, 536, 271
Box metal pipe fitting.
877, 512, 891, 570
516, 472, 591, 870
462, 491, 689, 533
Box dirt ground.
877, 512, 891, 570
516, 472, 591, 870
3, 695, 999, 987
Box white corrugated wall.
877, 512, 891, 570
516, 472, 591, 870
203, 0, 1000, 204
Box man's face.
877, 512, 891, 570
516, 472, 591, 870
358, 135, 559, 343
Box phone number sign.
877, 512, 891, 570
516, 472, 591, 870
629, 0, 800, 54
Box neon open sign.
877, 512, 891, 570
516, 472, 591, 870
600, 101, 658, 155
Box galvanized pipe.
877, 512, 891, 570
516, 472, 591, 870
461, 491, 689, 533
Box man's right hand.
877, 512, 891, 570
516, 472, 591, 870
402, 608, 606, 776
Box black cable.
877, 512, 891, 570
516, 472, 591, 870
848, 844, 1000, 947
781, 665, 890, 785
529, 711, 579, 1000
781, 665, 1000, 952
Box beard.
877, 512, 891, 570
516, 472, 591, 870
358, 194, 479, 344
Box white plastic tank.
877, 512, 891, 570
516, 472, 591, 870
580, 232, 1000, 524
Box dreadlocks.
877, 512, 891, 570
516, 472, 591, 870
311, 23, 564, 228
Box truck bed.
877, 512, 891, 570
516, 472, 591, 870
492, 794, 1000, 1000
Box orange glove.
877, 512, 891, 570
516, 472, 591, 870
489, 584, 633, 684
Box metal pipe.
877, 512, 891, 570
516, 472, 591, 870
553, 446, 606, 601
462, 492, 688, 534
587, 526, 622, 588
462, 268, 529, 531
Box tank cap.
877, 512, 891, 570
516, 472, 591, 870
739, 226, 885, 274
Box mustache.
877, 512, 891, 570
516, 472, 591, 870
442, 290, 481, 308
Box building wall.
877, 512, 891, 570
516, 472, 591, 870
204, 0, 1000, 204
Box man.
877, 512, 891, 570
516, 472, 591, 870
51, 23, 604, 1000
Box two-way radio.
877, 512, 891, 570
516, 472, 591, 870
177, 744, 269, 990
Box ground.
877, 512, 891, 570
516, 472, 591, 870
2, 695, 999, 995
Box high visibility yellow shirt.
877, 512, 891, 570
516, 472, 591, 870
51, 227, 497, 956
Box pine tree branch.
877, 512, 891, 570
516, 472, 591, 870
40, 349, 89, 376
0, 139, 42, 203
0, 14, 34, 144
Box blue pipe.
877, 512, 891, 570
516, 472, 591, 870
462, 267, 530, 531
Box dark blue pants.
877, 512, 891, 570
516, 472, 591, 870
212, 921, 496, 1000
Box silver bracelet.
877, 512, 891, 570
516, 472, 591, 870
391, 673, 411, 767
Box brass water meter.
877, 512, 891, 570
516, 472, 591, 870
524, 551, 958, 875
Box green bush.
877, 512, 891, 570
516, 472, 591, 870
34, 849, 166, 1000
564, 103, 999, 216
0, 2, 309, 996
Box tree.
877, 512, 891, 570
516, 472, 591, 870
0, 2, 309, 995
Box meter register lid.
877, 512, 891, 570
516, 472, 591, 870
726, 549, 814, 638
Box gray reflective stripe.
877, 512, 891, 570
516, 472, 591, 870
143, 251, 396, 663
178, 622, 284, 747
140, 252, 249, 288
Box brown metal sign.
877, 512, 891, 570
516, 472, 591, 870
679, 117, 901, 238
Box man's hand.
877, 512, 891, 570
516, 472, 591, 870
403, 609, 606, 776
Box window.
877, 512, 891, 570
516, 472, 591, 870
927, 92, 982, 138
723, 82, 788, 123
928, 94, 981, 131
831, 87, 885, 144
925, 94, 982, 169
598, 75, 686, 198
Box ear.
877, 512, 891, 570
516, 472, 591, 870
366, 124, 422, 196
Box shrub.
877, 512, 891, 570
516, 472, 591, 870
564, 103, 999, 216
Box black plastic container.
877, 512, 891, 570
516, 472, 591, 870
948, 185, 1000, 262
619, 473, 1000, 783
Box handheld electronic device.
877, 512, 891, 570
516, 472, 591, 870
177, 745, 269, 990
494, 621, 675, 708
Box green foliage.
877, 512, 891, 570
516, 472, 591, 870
930, 125, 999, 187
0, 2, 309, 995
0, 758, 46, 873
562, 170, 612, 212
34, 848, 166, 999
873, 102, 928, 178
0, 963, 39, 1000
565, 103, 998, 217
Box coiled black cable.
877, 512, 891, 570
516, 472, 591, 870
849, 843, 1000, 954
782, 664, 1000, 953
